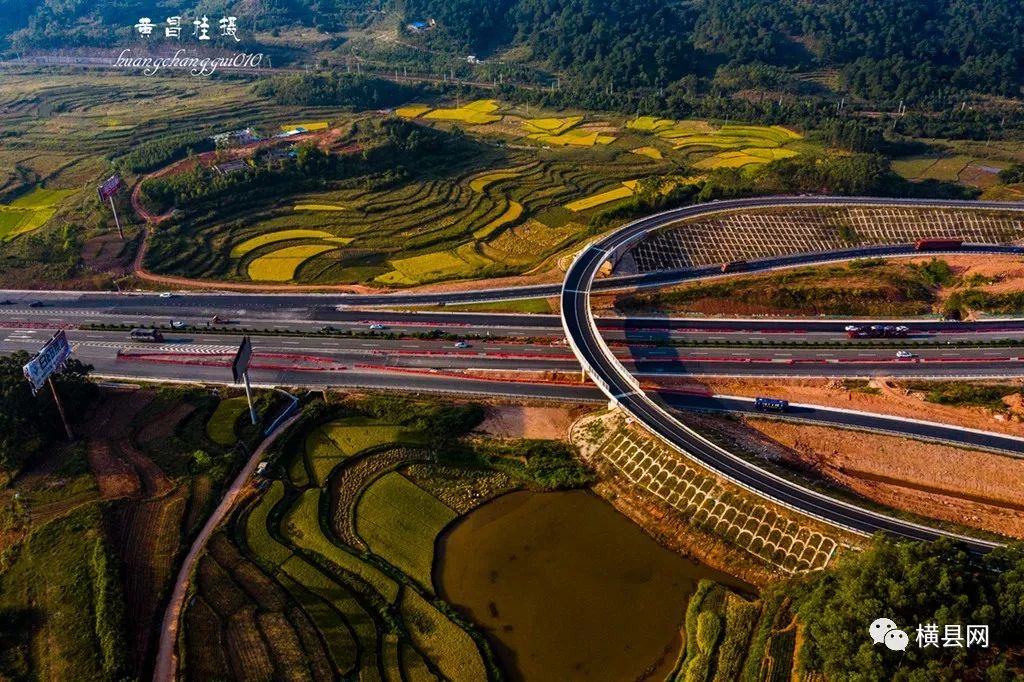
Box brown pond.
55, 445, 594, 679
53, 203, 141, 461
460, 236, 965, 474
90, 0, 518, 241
434, 489, 749, 682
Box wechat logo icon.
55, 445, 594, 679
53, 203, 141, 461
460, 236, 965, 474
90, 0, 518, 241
870, 618, 908, 651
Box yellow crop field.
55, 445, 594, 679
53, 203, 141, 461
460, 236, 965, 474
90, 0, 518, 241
376, 243, 494, 285
744, 147, 799, 161
469, 167, 527, 193
694, 151, 766, 169
247, 244, 338, 281
280, 121, 329, 132
565, 184, 635, 211
473, 201, 523, 239
631, 146, 663, 160
522, 115, 584, 135
231, 230, 352, 258
396, 104, 432, 118
0, 187, 75, 240
529, 129, 614, 147
423, 99, 502, 124
294, 203, 349, 212
485, 219, 581, 262
627, 116, 676, 132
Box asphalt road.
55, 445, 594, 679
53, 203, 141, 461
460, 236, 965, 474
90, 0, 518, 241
563, 195, 1024, 550
4, 326, 1024, 379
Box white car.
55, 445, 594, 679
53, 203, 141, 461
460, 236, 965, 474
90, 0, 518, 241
171, 320, 187, 329
159, 292, 174, 298
895, 350, 914, 359
369, 323, 386, 330
454, 341, 470, 349
844, 325, 859, 332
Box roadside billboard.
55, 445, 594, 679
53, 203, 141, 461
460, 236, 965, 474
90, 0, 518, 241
98, 174, 124, 201
232, 335, 252, 383
23, 330, 72, 395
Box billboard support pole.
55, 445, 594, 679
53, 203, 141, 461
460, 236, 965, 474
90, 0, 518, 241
243, 370, 257, 425
48, 376, 74, 440
109, 196, 124, 240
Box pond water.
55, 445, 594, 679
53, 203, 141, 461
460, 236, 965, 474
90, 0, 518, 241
435, 489, 749, 682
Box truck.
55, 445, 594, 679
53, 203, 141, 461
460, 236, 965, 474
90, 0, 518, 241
754, 397, 789, 413
914, 238, 963, 251
845, 324, 910, 339
720, 260, 748, 273
129, 328, 164, 342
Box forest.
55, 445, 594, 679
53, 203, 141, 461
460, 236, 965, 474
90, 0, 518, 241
3, 0, 1024, 107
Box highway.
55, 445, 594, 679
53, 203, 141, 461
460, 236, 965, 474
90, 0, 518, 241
562, 195, 1024, 551
5, 195, 1024, 548
4, 326, 1024, 379
8, 325, 1024, 459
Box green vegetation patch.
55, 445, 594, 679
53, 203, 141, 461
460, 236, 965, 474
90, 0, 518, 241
0, 506, 126, 681
355, 472, 456, 584
619, 260, 942, 317
206, 396, 249, 446
281, 489, 399, 602
399, 588, 487, 681
903, 381, 1019, 411
321, 417, 427, 456
245, 480, 293, 569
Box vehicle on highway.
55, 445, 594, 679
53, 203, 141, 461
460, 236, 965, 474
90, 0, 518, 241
211, 315, 225, 324
846, 324, 910, 338
0, 299, 12, 305
28, 300, 44, 308
895, 350, 915, 359
720, 259, 748, 273
159, 292, 174, 298
915, 237, 963, 251
369, 323, 386, 330
129, 328, 165, 342
454, 340, 470, 349
170, 320, 187, 329
754, 397, 789, 412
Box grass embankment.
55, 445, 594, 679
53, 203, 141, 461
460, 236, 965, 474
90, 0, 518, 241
618, 258, 961, 317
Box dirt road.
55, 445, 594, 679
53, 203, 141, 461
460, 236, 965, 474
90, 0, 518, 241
152, 412, 301, 682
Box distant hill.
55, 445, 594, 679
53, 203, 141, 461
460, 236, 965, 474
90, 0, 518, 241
4, 0, 1024, 106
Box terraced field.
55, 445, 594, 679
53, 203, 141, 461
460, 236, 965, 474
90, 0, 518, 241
627, 117, 805, 170
151, 144, 666, 286
186, 411, 498, 680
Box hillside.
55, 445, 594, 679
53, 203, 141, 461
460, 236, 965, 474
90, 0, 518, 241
3, 0, 1024, 107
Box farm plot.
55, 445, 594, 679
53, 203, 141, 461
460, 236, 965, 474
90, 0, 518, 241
206, 396, 249, 446
400, 588, 488, 682
423, 99, 503, 124
630, 118, 804, 169
0, 187, 76, 241
281, 488, 400, 602
589, 423, 838, 572
522, 115, 584, 135
247, 244, 340, 281
230, 230, 353, 257
245, 480, 294, 569
354, 472, 457, 585
280, 121, 329, 132
321, 417, 427, 455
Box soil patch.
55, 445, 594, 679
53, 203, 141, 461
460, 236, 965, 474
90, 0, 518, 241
476, 405, 585, 440
739, 418, 1024, 538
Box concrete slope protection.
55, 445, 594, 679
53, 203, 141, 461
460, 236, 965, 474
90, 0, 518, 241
562, 195, 1024, 551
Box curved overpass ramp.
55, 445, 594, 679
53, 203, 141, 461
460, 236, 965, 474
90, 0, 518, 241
562, 196, 1024, 552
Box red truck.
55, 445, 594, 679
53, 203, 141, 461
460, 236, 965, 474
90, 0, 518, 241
914, 238, 963, 251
